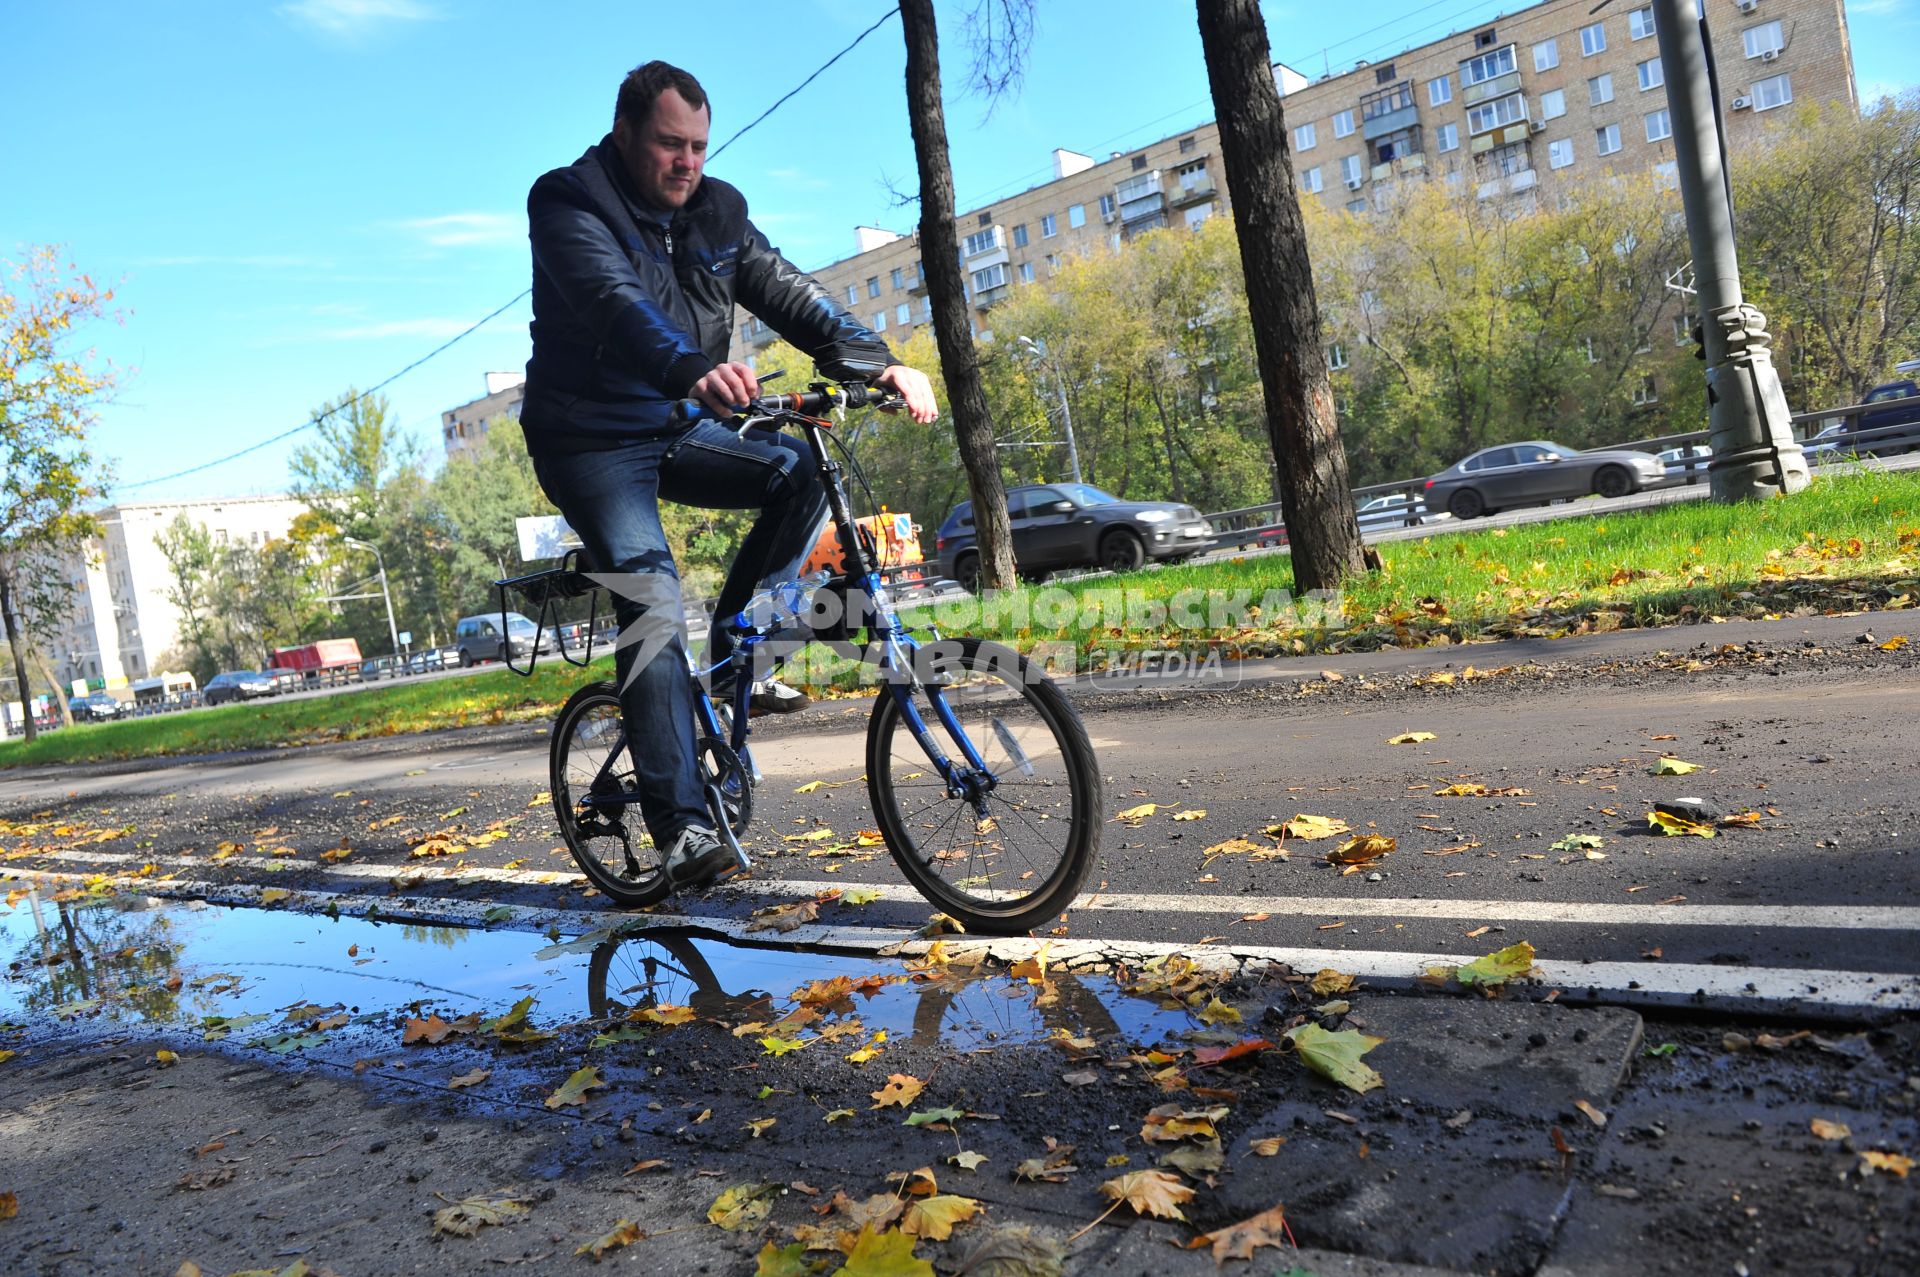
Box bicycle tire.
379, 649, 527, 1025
866, 636, 1101, 935
586, 929, 724, 1020
551, 682, 672, 907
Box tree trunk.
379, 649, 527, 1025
31, 646, 72, 728
1195, 0, 1368, 592
0, 570, 38, 744
900, 0, 1016, 592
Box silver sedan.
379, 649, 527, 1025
1422, 440, 1668, 520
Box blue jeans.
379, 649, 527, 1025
531, 422, 828, 845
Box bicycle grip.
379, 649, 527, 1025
668, 398, 710, 426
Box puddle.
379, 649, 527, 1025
1, 888, 1191, 1059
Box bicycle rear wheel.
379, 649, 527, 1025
551, 682, 672, 907
866, 637, 1101, 935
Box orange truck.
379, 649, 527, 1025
800, 509, 935, 590
268, 638, 364, 681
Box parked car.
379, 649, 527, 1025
1803, 423, 1853, 463
1423, 440, 1667, 519
934, 483, 1212, 592
455, 612, 557, 666
70, 691, 128, 722
360, 655, 402, 681
1846, 380, 1920, 455
1657, 444, 1712, 484
203, 670, 278, 706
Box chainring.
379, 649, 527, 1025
695, 735, 753, 836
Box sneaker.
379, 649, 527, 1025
749, 677, 811, 715
662, 825, 734, 887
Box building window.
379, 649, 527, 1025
867, 276, 881, 299
912, 260, 922, 284
1541, 88, 1567, 120
1549, 138, 1575, 169
1743, 20, 1785, 59
846, 284, 859, 306
887, 267, 901, 290
1436, 123, 1460, 153
1041, 214, 1058, 238
1011, 223, 1028, 248
1633, 374, 1658, 405
1346, 198, 1367, 214
1044, 253, 1059, 273
1300, 165, 1324, 193
962, 228, 998, 256
1645, 108, 1672, 142
977, 211, 992, 227
1754, 73, 1793, 111
1341, 154, 1363, 187
1467, 93, 1526, 136
1068, 203, 1086, 228
1596, 123, 1623, 155
1428, 74, 1452, 106
1533, 39, 1559, 72
1589, 73, 1615, 106
1098, 193, 1115, 218
868, 310, 884, 332
1333, 109, 1355, 138
1581, 22, 1607, 56
1327, 342, 1348, 370
1018, 261, 1034, 284
896, 302, 911, 324
1637, 58, 1664, 91
1131, 154, 1147, 170
1179, 134, 1196, 153
1375, 62, 1397, 84
1673, 313, 1694, 345
1461, 44, 1516, 86
1628, 7, 1655, 40
971, 263, 1006, 292
1294, 121, 1317, 151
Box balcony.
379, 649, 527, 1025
1370, 151, 1426, 182
1116, 172, 1161, 204
973, 284, 1010, 311
1360, 81, 1419, 141
1469, 119, 1532, 154
961, 226, 1006, 260
1476, 167, 1539, 200
1122, 212, 1169, 239
1170, 176, 1216, 207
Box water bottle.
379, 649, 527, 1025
772, 570, 835, 627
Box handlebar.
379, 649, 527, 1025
668, 381, 903, 427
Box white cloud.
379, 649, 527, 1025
396, 212, 524, 247
318, 317, 478, 340
278, 0, 438, 38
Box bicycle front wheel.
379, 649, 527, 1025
551, 682, 672, 908
866, 637, 1101, 935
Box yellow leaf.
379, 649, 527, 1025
1310, 969, 1357, 996
0, 1190, 14, 1220
1249, 1136, 1285, 1156
1647, 811, 1717, 838
1649, 757, 1702, 776
948, 1150, 988, 1171
1197, 997, 1242, 1025
782, 828, 836, 842
431, 1191, 530, 1237
1387, 731, 1437, 745
1879, 635, 1910, 651
1097, 1169, 1194, 1221
1192, 1202, 1291, 1264
1327, 834, 1396, 864
1860, 1150, 1913, 1177
901, 1194, 981, 1241
0, 1050, 16, 1065
744, 1118, 776, 1138
794, 780, 826, 793
630, 1004, 696, 1025
1285, 1023, 1386, 1093
259, 888, 291, 906
842, 886, 883, 905
871, 1073, 927, 1109
154, 1050, 179, 1068
1171, 809, 1206, 821
707, 1182, 779, 1231
824, 1109, 856, 1122
840, 1224, 934, 1276
1113, 802, 1162, 822
575, 1218, 645, 1260
1810, 1118, 1851, 1141
544, 1065, 607, 1109
1272, 813, 1349, 840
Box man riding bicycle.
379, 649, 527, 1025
521, 60, 939, 890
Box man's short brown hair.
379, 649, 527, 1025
615, 61, 709, 131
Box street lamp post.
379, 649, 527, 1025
1016, 335, 1085, 486
342, 537, 400, 657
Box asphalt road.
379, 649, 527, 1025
5, 609, 1916, 1020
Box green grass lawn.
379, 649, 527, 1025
7, 468, 1915, 770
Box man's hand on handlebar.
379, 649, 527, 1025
689, 362, 761, 420
872, 364, 939, 424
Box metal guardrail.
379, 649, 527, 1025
1200, 396, 1920, 544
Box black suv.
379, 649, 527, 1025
933, 483, 1212, 592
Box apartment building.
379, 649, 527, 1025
742, 0, 1853, 356
442, 371, 526, 461
47, 495, 308, 692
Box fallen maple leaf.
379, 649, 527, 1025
1649, 757, 1702, 776
1190, 1201, 1290, 1263
901, 1193, 982, 1241
1860, 1150, 1913, 1177
747, 900, 820, 933
707, 1182, 779, 1231
1810, 1118, 1851, 1141
1171, 809, 1206, 821
630, 1004, 695, 1026
573, 1219, 644, 1261
871, 1073, 927, 1109
1113, 802, 1164, 823
1272, 813, 1349, 840
1285, 1023, 1386, 1093
840, 1225, 933, 1276
1097, 1169, 1194, 1222
1647, 811, 1716, 838
1309, 969, 1357, 996
1249, 1136, 1286, 1156
258, 888, 291, 906
1327, 834, 1396, 864
543, 1065, 607, 1110
1447, 941, 1538, 989
431, 1190, 530, 1237
447, 1068, 490, 1089
948, 1150, 989, 1171
1879, 635, 1910, 652
1387, 731, 1437, 745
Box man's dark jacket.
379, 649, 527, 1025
521, 136, 896, 449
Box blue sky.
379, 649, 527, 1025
5, 0, 1912, 504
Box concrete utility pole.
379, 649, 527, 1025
1650, 0, 1808, 502
1016, 336, 1085, 485
342, 537, 400, 657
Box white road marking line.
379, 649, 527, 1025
15, 848, 1920, 933
7, 866, 1914, 1016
